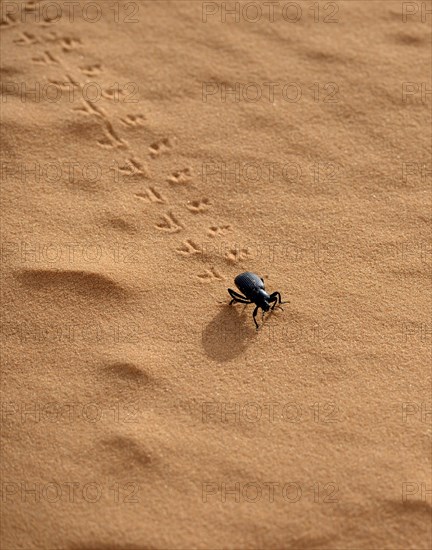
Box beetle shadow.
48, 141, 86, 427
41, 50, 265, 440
201, 303, 258, 362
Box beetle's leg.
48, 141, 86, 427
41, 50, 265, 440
269, 292, 289, 310
229, 294, 253, 305
253, 305, 260, 330
228, 288, 250, 304
230, 297, 251, 305
269, 291, 282, 303
270, 297, 278, 311
268, 294, 279, 310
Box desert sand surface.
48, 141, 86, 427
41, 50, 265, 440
0, 0, 431, 548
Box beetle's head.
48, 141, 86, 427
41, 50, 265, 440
257, 289, 271, 312
261, 301, 270, 312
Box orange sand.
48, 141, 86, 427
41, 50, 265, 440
1, 0, 431, 548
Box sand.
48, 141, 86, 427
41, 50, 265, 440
0, 0, 431, 548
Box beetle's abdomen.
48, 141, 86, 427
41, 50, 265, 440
234, 271, 264, 297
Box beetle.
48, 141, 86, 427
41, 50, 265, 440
227, 272, 289, 330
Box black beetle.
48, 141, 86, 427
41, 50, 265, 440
227, 272, 289, 330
